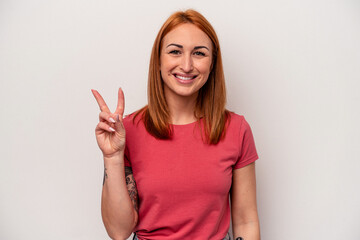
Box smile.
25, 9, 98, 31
173, 74, 197, 84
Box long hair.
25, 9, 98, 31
135, 9, 230, 144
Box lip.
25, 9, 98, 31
173, 73, 197, 84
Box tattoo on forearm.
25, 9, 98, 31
125, 167, 139, 212
235, 237, 244, 240
102, 167, 108, 185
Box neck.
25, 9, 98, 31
165, 91, 198, 125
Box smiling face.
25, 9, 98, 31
160, 23, 213, 102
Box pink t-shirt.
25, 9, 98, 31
123, 112, 259, 240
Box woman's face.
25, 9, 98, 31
160, 23, 213, 101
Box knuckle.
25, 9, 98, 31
99, 112, 108, 118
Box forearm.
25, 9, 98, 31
101, 154, 138, 239
232, 221, 260, 240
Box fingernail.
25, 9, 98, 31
109, 127, 115, 132
109, 117, 116, 123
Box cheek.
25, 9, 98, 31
197, 59, 212, 74
160, 58, 174, 80
160, 55, 177, 71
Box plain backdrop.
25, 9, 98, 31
1, 0, 359, 239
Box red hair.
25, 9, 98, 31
135, 9, 230, 144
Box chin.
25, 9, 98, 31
176, 90, 199, 98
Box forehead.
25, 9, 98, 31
162, 23, 212, 48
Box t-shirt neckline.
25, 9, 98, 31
170, 118, 202, 127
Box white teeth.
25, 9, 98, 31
176, 75, 193, 80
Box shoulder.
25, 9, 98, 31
226, 111, 255, 137
227, 111, 246, 128
123, 109, 144, 128
228, 111, 244, 122
123, 112, 136, 126
122, 111, 143, 138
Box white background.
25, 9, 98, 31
1, 0, 359, 239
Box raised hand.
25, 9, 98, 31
91, 88, 126, 159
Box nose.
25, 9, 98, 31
180, 53, 194, 72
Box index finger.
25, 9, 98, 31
91, 89, 111, 113
115, 87, 125, 116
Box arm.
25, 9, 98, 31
230, 162, 260, 240
101, 154, 139, 240
91, 88, 138, 239
125, 166, 139, 213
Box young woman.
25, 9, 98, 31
92, 9, 260, 240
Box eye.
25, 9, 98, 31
169, 50, 181, 55
193, 51, 206, 56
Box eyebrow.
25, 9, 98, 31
166, 43, 209, 51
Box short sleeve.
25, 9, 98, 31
123, 115, 133, 168
124, 144, 132, 167
234, 117, 259, 169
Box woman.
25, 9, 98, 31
92, 9, 260, 240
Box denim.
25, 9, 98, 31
132, 231, 231, 240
